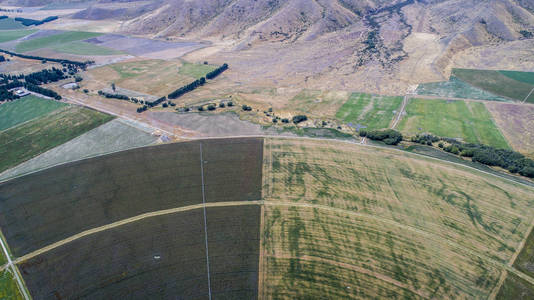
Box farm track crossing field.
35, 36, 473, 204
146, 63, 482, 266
0, 141, 203, 256
452, 69, 534, 103
20, 210, 210, 299
336, 92, 403, 130
206, 205, 260, 299
261, 205, 501, 299
0, 106, 113, 173
0, 138, 263, 257
262, 138, 534, 298
15, 31, 103, 53
0, 95, 67, 131
397, 98, 510, 148
18, 205, 260, 299
0, 29, 36, 42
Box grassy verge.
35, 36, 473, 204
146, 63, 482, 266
0, 106, 113, 172
15, 31, 102, 53
0, 95, 67, 131
0, 270, 22, 300
398, 98, 510, 149
336, 92, 403, 130
496, 272, 534, 300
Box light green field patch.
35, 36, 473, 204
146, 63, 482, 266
415, 77, 510, 102
0, 29, 37, 43
0, 95, 67, 131
0, 270, 22, 300
453, 69, 534, 103
499, 70, 534, 85
0, 119, 158, 180
398, 98, 510, 148
15, 31, 102, 53
0, 106, 113, 173
49, 41, 122, 56
336, 92, 403, 130
0, 18, 25, 30
177, 61, 217, 79
289, 89, 351, 117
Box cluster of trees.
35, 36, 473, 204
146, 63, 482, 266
292, 115, 308, 124
437, 142, 534, 178
0, 55, 5, 62
146, 96, 167, 107
24, 68, 66, 85
137, 105, 148, 113
25, 83, 61, 99
98, 90, 129, 100
15, 16, 58, 26
410, 134, 440, 146
0, 49, 92, 68
205, 63, 228, 80
168, 77, 205, 99
359, 129, 403, 145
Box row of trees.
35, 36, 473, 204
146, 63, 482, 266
206, 63, 228, 79
168, 77, 205, 99
25, 83, 61, 100
15, 16, 58, 26
439, 142, 534, 178
24, 68, 66, 85
0, 49, 92, 68
97, 90, 129, 100
410, 133, 534, 178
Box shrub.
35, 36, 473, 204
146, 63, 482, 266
292, 115, 308, 124
242, 105, 252, 111
366, 129, 403, 145
227, 101, 234, 107
162, 103, 168, 108
207, 104, 216, 111
219, 102, 225, 108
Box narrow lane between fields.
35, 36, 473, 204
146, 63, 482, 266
0, 233, 30, 300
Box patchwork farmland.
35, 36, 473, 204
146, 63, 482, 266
0, 105, 113, 173
1, 137, 534, 299
397, 98, 510, 149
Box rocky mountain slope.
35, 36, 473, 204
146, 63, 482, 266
11, 0, 534, 93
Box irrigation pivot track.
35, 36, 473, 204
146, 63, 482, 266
199, 143, 212, 300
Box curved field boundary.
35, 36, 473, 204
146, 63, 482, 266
1, 134, 532, 190
12, 199, 534, 287
262, 201, 534, 286
14, 201, 263, 265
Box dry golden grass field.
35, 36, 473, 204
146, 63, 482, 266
260, 138, 534, 299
